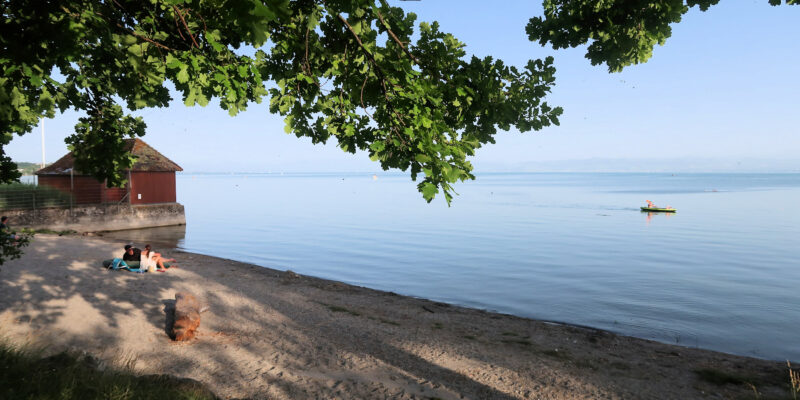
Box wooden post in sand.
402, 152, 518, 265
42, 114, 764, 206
171, 292, 202, 341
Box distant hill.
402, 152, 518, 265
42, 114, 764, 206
16, 162, 47, 176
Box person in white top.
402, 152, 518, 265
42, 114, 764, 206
142, 244, 178, 272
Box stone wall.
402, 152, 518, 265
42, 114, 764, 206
3, 203, 185, 232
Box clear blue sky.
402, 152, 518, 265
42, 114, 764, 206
7, 1, 800, 172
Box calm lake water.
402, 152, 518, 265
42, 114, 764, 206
109, 172, 800, 361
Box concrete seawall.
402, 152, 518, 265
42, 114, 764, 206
3, 203, 185, 232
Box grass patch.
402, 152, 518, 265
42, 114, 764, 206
609, 361, 631, 371
0, 341, 218, 399
789, 361, 800, 400
574, 359, 598, 371
694, 368, 754, 386
501, 339, 533, 347
326, 305, 360, 316
541, 349, 571, 360
368, 316, 400, 326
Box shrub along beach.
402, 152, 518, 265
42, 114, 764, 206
0, 234, 796, 399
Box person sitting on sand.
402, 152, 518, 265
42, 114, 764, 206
144, 244, 177, 265
1, 216, 20, 241
142, 244, 177, 272
122, 244, 141, 263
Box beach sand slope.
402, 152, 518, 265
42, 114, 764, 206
0, 235, 790, 399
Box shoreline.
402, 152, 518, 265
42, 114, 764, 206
0, 234, 793, 399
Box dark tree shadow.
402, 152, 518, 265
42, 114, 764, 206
162, 299, 176, 340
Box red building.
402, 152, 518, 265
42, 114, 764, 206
36, 139, 183, 205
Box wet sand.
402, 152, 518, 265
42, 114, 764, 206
0, 234, 792, 399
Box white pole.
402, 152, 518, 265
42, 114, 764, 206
40, 118, 46, 168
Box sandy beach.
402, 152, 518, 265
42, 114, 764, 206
0, 234, 792, 399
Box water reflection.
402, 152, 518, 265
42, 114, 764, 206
643, 211, 675, 225
101, 224, 186, 249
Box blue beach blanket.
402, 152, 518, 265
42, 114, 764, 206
102, 259, 170, 271
106, 258, 145, 273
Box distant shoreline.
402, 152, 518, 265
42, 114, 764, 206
174, 170, 800, 174
13, 167, 800, 177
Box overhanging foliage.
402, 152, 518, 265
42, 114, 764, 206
1, 0, 562, 204
527, 0, 798, 72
